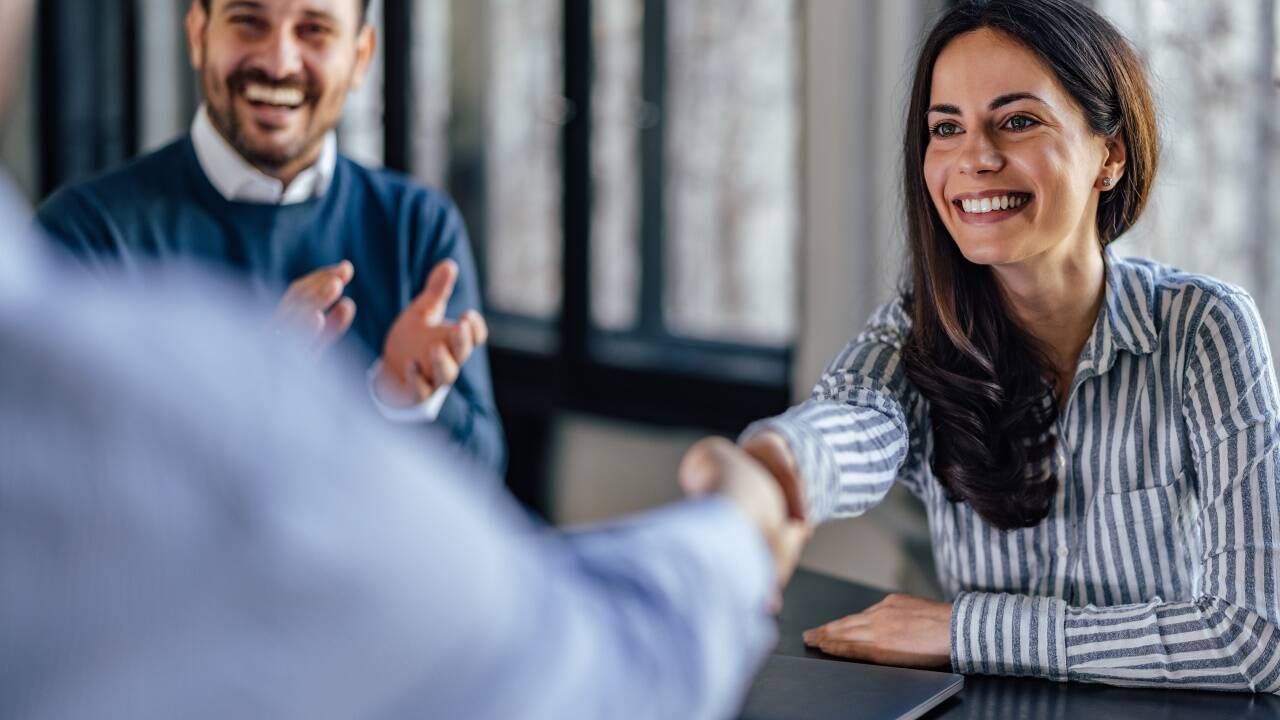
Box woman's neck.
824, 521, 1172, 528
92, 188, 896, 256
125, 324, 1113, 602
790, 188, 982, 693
992, 240, 1106, 399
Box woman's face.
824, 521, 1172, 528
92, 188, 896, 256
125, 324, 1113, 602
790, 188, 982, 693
923, 28, 1119, 268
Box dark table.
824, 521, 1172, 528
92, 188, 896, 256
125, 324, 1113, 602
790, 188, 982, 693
768, 569, 1280, 719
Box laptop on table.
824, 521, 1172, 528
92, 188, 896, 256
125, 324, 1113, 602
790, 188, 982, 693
739, 569, 964, 720
740, 653, 962, 720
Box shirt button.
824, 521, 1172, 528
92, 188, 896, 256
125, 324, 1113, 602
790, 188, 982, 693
1057, 545, 1070, 558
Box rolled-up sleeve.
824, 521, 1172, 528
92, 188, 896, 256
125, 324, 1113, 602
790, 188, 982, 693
741, 301, 925, 524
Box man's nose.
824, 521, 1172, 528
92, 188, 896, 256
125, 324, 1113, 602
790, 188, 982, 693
255, 26, 304, 81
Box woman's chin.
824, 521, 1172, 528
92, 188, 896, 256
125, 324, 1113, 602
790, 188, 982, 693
952, 238, 1023, 268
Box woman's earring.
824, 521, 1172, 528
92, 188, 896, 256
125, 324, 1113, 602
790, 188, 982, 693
1101, 177, 1113, 187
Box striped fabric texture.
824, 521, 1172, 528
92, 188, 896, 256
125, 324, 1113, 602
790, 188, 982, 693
746, 251, 1280, 692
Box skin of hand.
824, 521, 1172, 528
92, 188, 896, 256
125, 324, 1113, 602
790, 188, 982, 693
741, 431, 953, 667
740, 430, 808, 523
679, 437, 811, 610
803, 592, 953, 669
273, 260, 357, 353
378, 259, 490, 406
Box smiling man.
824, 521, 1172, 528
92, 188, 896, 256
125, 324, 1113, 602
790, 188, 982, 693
36, 0, 504, 473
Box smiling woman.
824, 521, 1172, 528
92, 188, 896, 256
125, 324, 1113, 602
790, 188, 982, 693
690, 0, 1280, 694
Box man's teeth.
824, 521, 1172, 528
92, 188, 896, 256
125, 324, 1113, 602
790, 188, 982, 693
960, 195, 1029, 214
243, 84, 305, 108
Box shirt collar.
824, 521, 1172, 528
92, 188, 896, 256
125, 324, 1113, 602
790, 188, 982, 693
190, 104, 336, 205
1075, 247, 1161, 378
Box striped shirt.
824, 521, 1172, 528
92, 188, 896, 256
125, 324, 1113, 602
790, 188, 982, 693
747, 250, 1280, 692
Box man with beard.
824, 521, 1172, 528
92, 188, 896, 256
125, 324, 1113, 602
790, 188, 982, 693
35, 0, 504, 473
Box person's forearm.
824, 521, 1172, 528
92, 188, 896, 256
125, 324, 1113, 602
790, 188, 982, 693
952, 590, 1280, 692
742, 396, 907, 524
544, 498, 778, 718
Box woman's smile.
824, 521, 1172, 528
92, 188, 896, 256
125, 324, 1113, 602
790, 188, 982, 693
950, 190, 1034, 225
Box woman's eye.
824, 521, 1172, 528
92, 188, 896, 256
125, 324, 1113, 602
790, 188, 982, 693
930, 121, 961, 139
1005, 115, 1039, 132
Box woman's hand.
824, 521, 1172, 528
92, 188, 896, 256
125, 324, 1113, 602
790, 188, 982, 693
679, 438, 810, 604
740, 431, 807, 522
803, 592, 953, 669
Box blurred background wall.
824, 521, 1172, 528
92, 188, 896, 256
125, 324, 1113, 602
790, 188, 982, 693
5, 0, 1276, 596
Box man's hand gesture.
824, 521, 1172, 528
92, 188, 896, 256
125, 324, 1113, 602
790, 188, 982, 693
273, 260, 357, 353
378, 259, 489, 406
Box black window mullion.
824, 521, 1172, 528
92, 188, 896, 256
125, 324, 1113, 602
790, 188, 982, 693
637, 0, 667, 338
121, 0, 139, 162
561, 0, 592, 368
382, 0, 412, 174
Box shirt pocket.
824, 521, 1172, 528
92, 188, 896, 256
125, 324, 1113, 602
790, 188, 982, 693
1088, 483, 1188, 602
1087, 432, 1185, 495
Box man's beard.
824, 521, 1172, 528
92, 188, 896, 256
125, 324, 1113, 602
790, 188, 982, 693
204, 67, 323, 171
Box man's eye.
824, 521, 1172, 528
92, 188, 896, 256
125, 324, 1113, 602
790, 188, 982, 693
230, 15, 265, 29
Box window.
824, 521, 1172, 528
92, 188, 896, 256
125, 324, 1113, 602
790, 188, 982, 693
338, 0, 385, 167
590, 0, 643, 332
587, 0, 801, 352
1096, 0, 1280, 343
482, 0, 565, 322
397, 0, 802, 429
663, 0, 799, 346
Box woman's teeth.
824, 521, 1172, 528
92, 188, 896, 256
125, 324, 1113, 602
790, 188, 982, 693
959, 194, 1029, 214
243, 84, 305, 108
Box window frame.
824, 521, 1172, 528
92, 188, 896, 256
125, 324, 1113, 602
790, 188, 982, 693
383, 0, 796, 437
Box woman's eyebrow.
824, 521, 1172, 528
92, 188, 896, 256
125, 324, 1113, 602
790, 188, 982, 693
989, 91, 1049, 110
926, 92, 1051, 117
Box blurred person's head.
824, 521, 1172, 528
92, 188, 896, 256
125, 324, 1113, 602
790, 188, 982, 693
897, 0, 1160, 530
186, 0, 376, 183
0, 0, 36, 125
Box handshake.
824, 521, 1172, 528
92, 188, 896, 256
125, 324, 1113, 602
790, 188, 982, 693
679, 432, 813, 606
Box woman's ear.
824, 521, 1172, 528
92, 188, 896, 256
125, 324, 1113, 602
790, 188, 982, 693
1097, 133, 1128, 191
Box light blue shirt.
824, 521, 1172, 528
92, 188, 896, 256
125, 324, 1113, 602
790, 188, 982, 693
1, 174, 776, 719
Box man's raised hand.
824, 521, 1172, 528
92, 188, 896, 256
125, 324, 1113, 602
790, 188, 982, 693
378, 259, 489, 406
273, 260, 357, 354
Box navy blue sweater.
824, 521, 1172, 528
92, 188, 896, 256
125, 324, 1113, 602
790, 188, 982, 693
37, 136, 505, 474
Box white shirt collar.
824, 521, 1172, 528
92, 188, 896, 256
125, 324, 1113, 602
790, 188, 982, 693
190, 105, 337, 205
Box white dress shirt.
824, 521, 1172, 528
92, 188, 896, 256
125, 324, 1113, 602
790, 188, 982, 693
190, 106, 449, 422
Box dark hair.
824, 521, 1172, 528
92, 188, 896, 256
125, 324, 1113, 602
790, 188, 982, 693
200, 0, 372, 25
899, 0, 1158, 529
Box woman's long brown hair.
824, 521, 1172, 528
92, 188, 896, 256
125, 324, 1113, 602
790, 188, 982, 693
899, 0, 1159, 529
